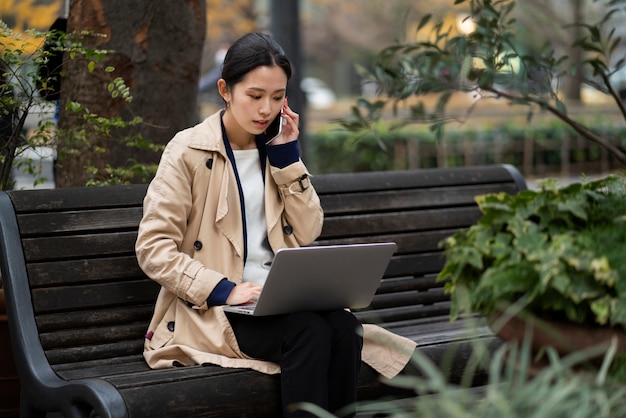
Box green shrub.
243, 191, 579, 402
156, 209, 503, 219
437, 175, 626, 328
306, 125, 626, 175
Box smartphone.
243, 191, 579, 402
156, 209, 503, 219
265, 110, 284, 145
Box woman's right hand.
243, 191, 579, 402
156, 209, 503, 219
226, 282, 263, 305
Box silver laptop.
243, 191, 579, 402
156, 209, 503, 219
223, 242, 397, 316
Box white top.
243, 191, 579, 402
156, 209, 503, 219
233, 149, 273, 285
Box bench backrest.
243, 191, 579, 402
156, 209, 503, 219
3, 165, 525, 368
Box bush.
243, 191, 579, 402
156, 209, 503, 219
306, 124, 626, 175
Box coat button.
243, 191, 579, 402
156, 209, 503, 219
193, 240, 203, 250
167, 321, 175, 332
283, 225, 293, 235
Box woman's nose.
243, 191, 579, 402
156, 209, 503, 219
259, 99, 272, 116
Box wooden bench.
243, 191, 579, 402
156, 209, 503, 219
0, 164, 526, 417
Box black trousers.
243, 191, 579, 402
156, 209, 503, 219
226, 310, 363, 418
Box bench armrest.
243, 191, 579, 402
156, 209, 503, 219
0, 192, 128, 418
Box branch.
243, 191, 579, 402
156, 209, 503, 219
600, 71, 626, 122
487, 87, 626, 166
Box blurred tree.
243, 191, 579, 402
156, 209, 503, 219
300, 0, 449, 96
198, 0, 257, 102
56, 0, 206, 186
345, 0, 626, 164
0, 22, 134, 189
514, 0, 588, 101
205, 0, 256, 43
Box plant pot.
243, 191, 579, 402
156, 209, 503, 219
489, 312, 626, 378
0, 289, 20, 418
490, 312, 626, 357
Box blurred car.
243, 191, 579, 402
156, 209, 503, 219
300, 77, 336, 109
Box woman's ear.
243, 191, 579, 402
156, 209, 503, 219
217, 79, 230, 103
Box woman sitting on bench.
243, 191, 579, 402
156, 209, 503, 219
135, 32, 415, 418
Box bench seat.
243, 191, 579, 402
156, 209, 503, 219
0, 165, 526, 417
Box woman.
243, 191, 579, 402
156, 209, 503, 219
136, 32, 415, 417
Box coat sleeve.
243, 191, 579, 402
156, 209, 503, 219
269, 159, 324, 246
135, 135, 226, 308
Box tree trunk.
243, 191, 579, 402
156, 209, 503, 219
56, 0, 206, 187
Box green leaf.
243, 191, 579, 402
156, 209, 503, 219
567, 278, 605, 303
514, 229, 546, 256
608, 297, 626, 327
590, 296, 611, 325
557, 199, 588, 221
417, 14, 432, 31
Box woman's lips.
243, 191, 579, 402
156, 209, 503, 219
254, 120, 269, 129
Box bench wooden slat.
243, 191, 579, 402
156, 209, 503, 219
319, 183, 520, 214
386, 254, 444, 276
40, 323, 147, 350
375, 275, 441, 294
387, 316, 493, 345
16, 207, 143, 236
22, 231, 138, 262
35, 305, 154, 332
27, 256, 144, 287
45, 340, 145, 365
116, 369, 284, 418
7, 184, 148, 212
31, 280, 160, 314
311, 165, 524, 194
105, 363, 263, 388
314, 229, 454, 252
321, 207, 481, 238
52, 354, 148, 377
366, 288, 449, 310
355, 302, 452, 323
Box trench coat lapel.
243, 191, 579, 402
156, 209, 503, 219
213, 161, 244, 260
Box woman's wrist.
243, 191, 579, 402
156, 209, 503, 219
206, 278, 236, 306
266, 140, 300, 168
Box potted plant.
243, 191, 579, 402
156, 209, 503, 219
436, 174, 626, 358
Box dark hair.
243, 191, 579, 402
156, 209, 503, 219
221, 32, 292, 89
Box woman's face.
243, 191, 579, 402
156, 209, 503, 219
219, 65, 287, 140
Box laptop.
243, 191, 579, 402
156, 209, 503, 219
222, 242, 397, 316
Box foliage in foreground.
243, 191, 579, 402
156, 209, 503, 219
373, 340, 626, 418
300, 330, 626, 418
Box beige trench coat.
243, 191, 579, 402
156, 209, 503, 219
136, 111, 416, 379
